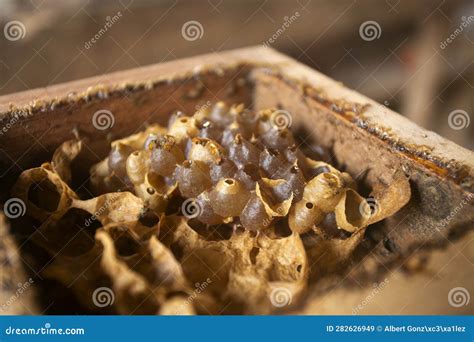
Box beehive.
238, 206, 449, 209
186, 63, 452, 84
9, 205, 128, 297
0, 47, 472, 315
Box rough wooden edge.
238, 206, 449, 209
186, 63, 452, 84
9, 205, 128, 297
1, 45, 472, 191
245, 49, 474, 192
0, 47, 265, 113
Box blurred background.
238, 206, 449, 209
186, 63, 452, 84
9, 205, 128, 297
0, 0, 473, 149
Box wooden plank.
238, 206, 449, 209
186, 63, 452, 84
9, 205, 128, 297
2, 46, 472, 189
0, 46, 472, 315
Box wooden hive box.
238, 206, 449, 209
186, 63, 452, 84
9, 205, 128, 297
0, 46, 472, 315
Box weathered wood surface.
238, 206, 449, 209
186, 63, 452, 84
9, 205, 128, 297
0, 46, 472, 315
1, 46, 472, 186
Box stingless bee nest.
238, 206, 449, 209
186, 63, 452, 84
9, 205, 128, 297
11, 102, 410, 314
